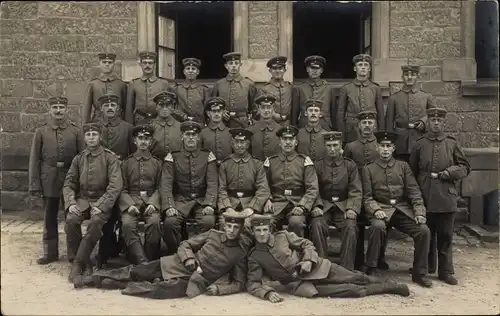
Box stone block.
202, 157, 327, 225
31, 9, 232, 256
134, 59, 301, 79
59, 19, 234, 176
0, 2, 37, 19
391, 9, 460, 27
462, 171, 499, 197
451, 132, 499, 148
43, 36, 85, 52
421, 81, 460, 96
463, 147, 500, 170
0, 112, 21, 132
249, 11, 277, 25
1, 191, 43, 212
0, 18, 23, 38
2, 52, 38, 66
442, 58, 477, 82
249, 1, 278, 12
249, 43, 279, 59
40, 18, 95, 35
38, 52, 77, 67
443, 27, 461, 42
458, 112, 481, 132
21, 19, 47, 36
21, 113, 49, 133
69, 2, 99, 18
64, 81, 87, 105
121, 59, 142, 82
85, 36, 107, 53
444, 112, 461, 132
0, 66, 24, 79
33, 80, 65, 98
1, 171, 29, 191
108, 43, 136, 60
0, 98, 21, 112
49, 66, 86, 81
419, 66, 442, 81
38, 2, 71, 17
23, 66, 51, 80
249, 25, 278, 44
12, 35, 43, 51
79, 53, 99, 68
2, 80, 33, 97
94, 19, 137, 35
436, 96, 498, 113
390, 27, 444, 43
0, 39, 13, 56
480, 112, 499, 132
21, 99, 49, 113
98, 1, 136, 18
67, 105, 81, 125
0, 132, 33, 155
390, 1, 461, 11
391, 43, 461, 59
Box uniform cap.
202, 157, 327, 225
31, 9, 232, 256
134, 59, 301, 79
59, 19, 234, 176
222, 209, 253, 224
229, 128, 253, 140
426, 107, 447, 118
304, 55, 326, 68
48, 96, 68, 106
153, 91, 177, 105
180, 120, 202, 134
375, 131, 398, 143
322, 131, 343, 142
182, 57, 201, 68
132, 124, 154, 138
204, 97, 226, 112
276, 125, 299, 138
98, 94, 119, 106
82, 123, 102, 134
401, 65, 421, 73
249, 214, 273, 227
304, 98, 323, 109
255, 94, 276, 106
357, 110, 377, 121
352, 54, 372, 65
267, 56, 288, 68
223, 52, 241, 62
98, 53, 116, 61
138, 51, 157, 60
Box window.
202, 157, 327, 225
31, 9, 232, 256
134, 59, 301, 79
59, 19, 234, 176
475, 0, 499, 79
292, 1, 372, 79
156, 1, 233, 80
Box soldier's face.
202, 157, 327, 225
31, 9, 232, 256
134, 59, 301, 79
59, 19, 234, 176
377, 141, 395, 160
305, 106, 321, 123
269, 66, 286, 80
225, 60, 241, 74
257, 103, 275, 120
181, 131, 200, 150
99, 59, 115, 74
429, 117, 445, 133
402, 71, 418, 86
140, 58, 155, 75
354, 61, 370, 77
84, 131, 101, 148
232, 137, 250, 155
49, 104, 67, 120
224, 222, 242, 240
306, 66, 323, 79
183, 65, 200, 80
253, 225, 271, 244
102, 102, 119, 118
134, 134, 153, 150
279, 135, 297, 153
157, 103, 173, 118
207, 107, 223, 123
325, 140, 343, 158
358, 119, 376, 136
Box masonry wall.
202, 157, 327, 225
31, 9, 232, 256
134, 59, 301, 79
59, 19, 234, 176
0, 1, 138, 211
248, 1, 279, 58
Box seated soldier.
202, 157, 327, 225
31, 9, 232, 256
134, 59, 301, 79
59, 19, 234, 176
312, 131, 362, 270
118, 125, 163, 264
246, 214, 410, 303
63, 123, 123, 288
150, 91, 183, 160
296, 99, 327, 161
90, 210, 254, 299
160, 121, 218, 255
217, 128, 271, 228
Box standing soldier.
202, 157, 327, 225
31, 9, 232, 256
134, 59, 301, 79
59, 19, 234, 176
249, 95, 282, 161
118, 125, 163, 264
410, 108, 470, 285
260, 56, 295, 126
337, 54, 384, 143
362, 131, 432, 288
149, 91, 183, 160
263, 126, 321, 238
312, 131, 362, 271
296, 99, 327, 161
293, 55, 336, 130
217, 128, 271, 228
161, 121, 218, 255
125, 51, 173, 125
211, 52, 257, 128
200, 97, 233, 166
29, 96, 85, 265
63, 123, 123, 288
173, 58, 209, 124
386, 63, 436, 162
82, 53, 127, 124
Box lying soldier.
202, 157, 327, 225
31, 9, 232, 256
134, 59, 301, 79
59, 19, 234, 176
89, 210, 253, 299
246, 214, 410, 303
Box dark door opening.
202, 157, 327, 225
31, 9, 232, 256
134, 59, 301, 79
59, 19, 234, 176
157, 2, 233, 80
293, 2, 372, 79
475, 0, 499, 79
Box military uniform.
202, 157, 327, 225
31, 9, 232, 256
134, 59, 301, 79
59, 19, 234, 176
249, 119, 281, 161
337, 54, 384, 143
82, 53, 127, 124
29, 96, 85, 264
200, 97, 233, 165
409, 108, 470, 282
362, 131, 431, 287
296, 99, 328, 161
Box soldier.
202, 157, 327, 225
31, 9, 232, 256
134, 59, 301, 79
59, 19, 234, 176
337, 54, 384, 143
161, 121, 218, 255
246, 214, 410, 302
90, 210, 253, 299
173, 57, 210, 125
293, 55, 336, 130
29, 96, 85, 265
63, 123, 123, 288
125, 51, 173, 125
98, 94, 134, 160
312, 131, 362, 270
217, 128, 271, 228
362, 131, 432, 287
82, 53, 127, 124
118, 125, 163, 264
248, 95, 282, 161
386, 63, 436, 162
211, 52, 257, 128
410, 108, 470, 285
296, 99, 327, 161
263, 125, 321, 239
200, 97, 233, 166
149, 91, 183, 160
260, 56, 295, 126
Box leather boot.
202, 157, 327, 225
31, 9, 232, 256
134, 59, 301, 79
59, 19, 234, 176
37, 255, 58, 265
438, 274, 458, 285
364, 281, 410, 297
101, 279, 128, 290
412, 274, 433, 288
92, 265, 134, 286
129, 242, 148, 265
82, 260, 94, 286
144, 242, 160, 262
73, 238, 96, 289
68, 262, 84, 285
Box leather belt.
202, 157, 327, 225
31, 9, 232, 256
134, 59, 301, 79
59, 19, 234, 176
321, 193, 348, 203
272, 188, 305, 197
177, 189, 206, 199
128, 189, 155, 197
419, 171, 440, 179
79, 190, 105, 198
396, 122, 417, 129
43, 158, 69, 168
374, 197, 406, 205
227, 189, 255, 198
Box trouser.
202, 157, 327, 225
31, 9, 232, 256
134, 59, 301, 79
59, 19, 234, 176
426, 212, 455, 276
162, 204, 215, 255
121, 209, 162, 263
272, 204, 324, 238
42, 197, 61, 258
312, 208, 358, 271
97, 207, 120, 265
366, 210, 431, 275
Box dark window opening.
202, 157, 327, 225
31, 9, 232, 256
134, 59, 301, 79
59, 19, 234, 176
157, 1, 233, 80
293, 1, 372, 80
475, 0, 499, 79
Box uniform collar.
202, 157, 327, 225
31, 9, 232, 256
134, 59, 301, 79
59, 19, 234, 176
353, 78, 370, 87
307, 78, 326, 87
257, 119, 277, 131
49, 119, 69, 130
208, 122, 226, 131
84, 146, 104, 157
231, 153, 251, 163
183, 147, 200, 157
305, 124, 322, 133
401, 84, 419, 93
134, 151, 152, 160
269, 79, 286, 87
325, 156, 344, 166
154, 116, 176, 126
220, 233, 244, 247
141, 75, 158, 82
424, 132, 446, 141
376, 157, 396, 168
278, 152, 297, 161
98, 73, 118, 82
101, 116, 121, 127
359, 135, 376, 144
181, 80, 199, 88
226, 74, 243, 82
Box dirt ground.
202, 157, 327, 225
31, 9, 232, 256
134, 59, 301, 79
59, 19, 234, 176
1, 232, 499, 316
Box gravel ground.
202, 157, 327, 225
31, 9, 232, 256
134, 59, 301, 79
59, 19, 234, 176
1, 232, 499, 315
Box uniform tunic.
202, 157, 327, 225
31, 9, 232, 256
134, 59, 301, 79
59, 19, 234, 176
344, 136, 379, 169
174, 81, 210, 125
200, 122, 233, 165
293, 79, 336, 130
82, 73, 127, 124
249, 120, 281, 161
260, 80, 295, 126
296, 124, 327, 161
149, 117, 183, 160
99, 117, 134, 160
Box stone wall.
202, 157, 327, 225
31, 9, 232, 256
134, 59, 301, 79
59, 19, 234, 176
248, 1, 279, 58
0, 1, 138, 211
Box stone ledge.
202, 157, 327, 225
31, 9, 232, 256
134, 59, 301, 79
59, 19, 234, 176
372, 58, 407, 86
462, 147, 499, 170
461, 80, 500, 96
442, 58, 477, 83
463, 224, 499, 243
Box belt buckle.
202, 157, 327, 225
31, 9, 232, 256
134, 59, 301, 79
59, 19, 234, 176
140, 191, 148, 198
190, 193, 197, 198
389, 199, 397, 205
284, 190, 292, 196
56, 161, 64, 168
431, 172, 438, 179
236, 192, 244, 198
408, 123, 415, 129
331, 197, 339, 202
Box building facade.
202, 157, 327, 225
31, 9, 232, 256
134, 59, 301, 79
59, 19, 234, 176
0, 1, 498, 215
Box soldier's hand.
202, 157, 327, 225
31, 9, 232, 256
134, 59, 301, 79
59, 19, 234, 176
184, 258, 197, 271
291, 207, 304, 216
30, 190, 43, 198
267, 291, 284, 303
374, 210, 387, 220
415, 215, 427, 224
264, 200, 274, 214
202, 206, 215, 215
272, 113, 282, 122
414, 121, 425, 132
205, 285, 219, 296
345, 209, 357, 220
90, 207, 102, 217
297, 261, 312, 274
438, 170, 451, 181
223, 111, 231, 121
128, 205, 140, 215
310, 207, 323, 218
68, 205, 81, 217
145, 204, 156, 215
165, 208, 179, 217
